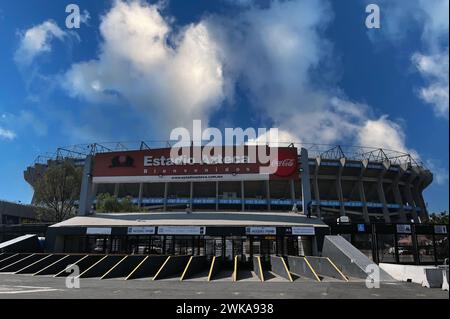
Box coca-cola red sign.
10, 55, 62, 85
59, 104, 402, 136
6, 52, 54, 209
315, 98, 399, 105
270, 148, 298, 177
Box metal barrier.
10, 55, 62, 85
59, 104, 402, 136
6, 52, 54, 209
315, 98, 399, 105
78, 255, 124, 278
16, 254, 65, 274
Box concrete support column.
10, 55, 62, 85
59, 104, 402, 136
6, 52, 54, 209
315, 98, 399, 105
78, 155, 93, 216
358, 180, 370, 223
241, 180, 245, 211
411, 171, 427, 220
113, 183, 119, 197
290, 179, 296, 204
163, 182, 168, 211
266, 180, 271, 211
336, 158, 346, 217
215, 181, 219, 211
313, 161, 321, 217
392, 170, 407, 222
138, 183, 143, 208
404, 174, 419, 223
377, 163, 391, 223
358, 160, 370, 223
300, 148, 312, 215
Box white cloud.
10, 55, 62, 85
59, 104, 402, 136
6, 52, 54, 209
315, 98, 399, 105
14, 20, 67, 66
425, 159, 449, 186
356, 115, 419, 159
59, 0, 416, 161
0, 111, 47, 138
412, 51, 449, 119
0, 127, 16, 140
63, 0, 225, 133
366, 0, 449, 119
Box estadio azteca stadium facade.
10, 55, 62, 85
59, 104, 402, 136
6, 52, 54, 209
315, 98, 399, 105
25, 142, 435, 261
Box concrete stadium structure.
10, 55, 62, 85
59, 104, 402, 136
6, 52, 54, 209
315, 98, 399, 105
24, 142, 432, 224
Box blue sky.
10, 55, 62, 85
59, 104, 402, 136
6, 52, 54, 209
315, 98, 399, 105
0, 0, 448, 212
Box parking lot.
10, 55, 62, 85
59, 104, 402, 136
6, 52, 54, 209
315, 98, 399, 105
0, 273, 448, 299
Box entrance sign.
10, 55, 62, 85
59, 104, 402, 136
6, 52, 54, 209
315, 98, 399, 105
157, 226, 206, 235
434, 225, 447, 234
127, 226, 156, 235
245, 227, 276, 235
291, 226, 315, 236
86, 227, 111, 235
396, 224, 412, 234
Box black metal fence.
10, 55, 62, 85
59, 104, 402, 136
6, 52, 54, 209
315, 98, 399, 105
329, 222, 448, 265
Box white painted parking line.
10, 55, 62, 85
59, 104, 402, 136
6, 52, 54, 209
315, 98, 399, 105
0, 285, 61, 294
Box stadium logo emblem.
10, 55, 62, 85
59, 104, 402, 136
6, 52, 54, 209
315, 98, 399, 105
110, 155, 135, 168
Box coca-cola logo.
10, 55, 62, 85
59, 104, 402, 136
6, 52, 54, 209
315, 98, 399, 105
271, 150, 297, 177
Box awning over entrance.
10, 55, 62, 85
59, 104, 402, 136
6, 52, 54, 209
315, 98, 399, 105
50, 212, 328, 228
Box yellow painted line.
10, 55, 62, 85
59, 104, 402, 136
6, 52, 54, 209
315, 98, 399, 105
100, 255, 128, 279
257, 256, 264, 282
78, 255, 108, 278
233, 256, 238, 282
125, 256, 149, 280
180, 256, 193, 281
153, 256, 171, 280
0, 253, 35, 271
304, 257, 321, 282
280, 257, 293, 282
54, 255, 89, 277
326, 257, 349, 282
207, 256, 216, 282
15, 254, 53, 273
33, 255, 69, 276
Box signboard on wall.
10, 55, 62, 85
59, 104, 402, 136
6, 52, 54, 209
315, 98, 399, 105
86, 227, 112, 235
127, 226, 156, 235
245, 227, 276, 235
434, 225, 447, 234
157, 226, 206, 235
91, 146, 298, 183
291, 226, 315, 236
396, 224, 412, 234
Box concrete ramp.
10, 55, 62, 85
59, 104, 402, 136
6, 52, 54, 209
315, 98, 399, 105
125, 255, 167, 280
207, 257, 222, 281
253, 256, 264, 282
0, 253, 31, 269
270, 256, 292, 282
34, 254, 85, 276
287, 256, 321, 282
305, 256, 348, 281
78, 255, 124, 278
55, 255, 105, 277
322, 235, 393, 281
16, 254, 65, 274
101, 255, 147, 279
180, 256, 208, 281
153, 256, 190, 280
0, 253, 47, 272
0, 234, 42, 253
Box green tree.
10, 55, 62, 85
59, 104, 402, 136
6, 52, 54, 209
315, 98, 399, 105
33, 160, 82, 222
96, 193, 139, 212
424, 211, 449, 224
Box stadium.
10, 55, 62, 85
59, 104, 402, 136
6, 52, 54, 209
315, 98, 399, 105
17, 141, 446, 269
